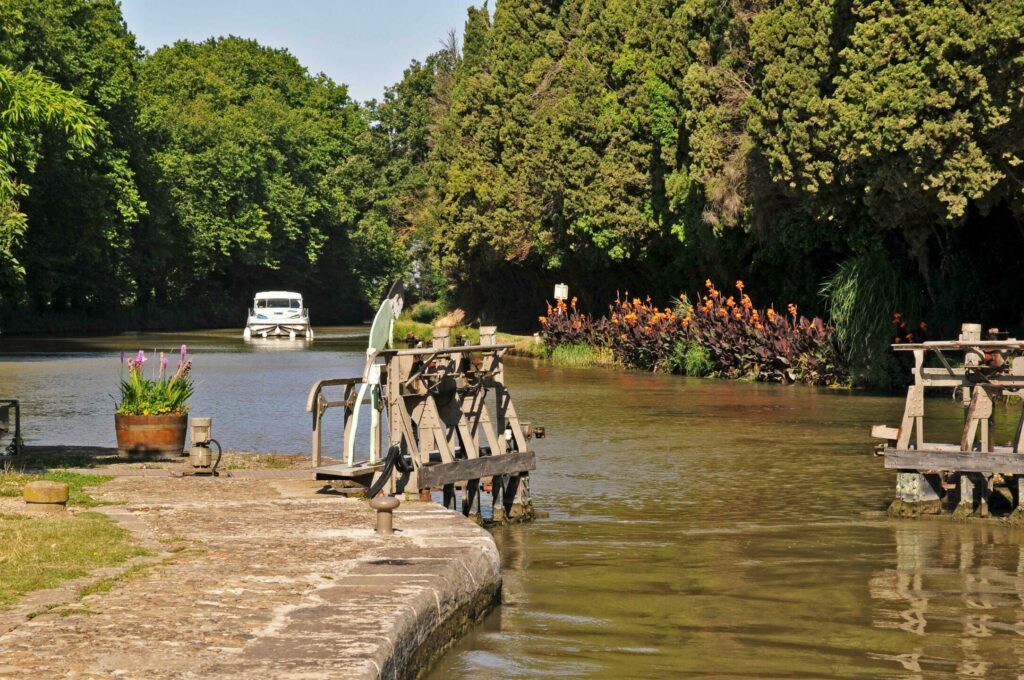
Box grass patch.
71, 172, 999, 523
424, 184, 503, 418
0, 512, 147, 609
222, 453, 297, 470
548, 343, 615, 368
0, 471, 112, 507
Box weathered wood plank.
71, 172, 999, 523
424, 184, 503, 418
884, 448, 1024, 473
418, 452, 536, 488
871, 425, 900, 440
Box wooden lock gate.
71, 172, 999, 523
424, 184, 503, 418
307, 322, 537, 523
873, 323, 1024, 518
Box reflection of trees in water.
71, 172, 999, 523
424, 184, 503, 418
868, 524, 1024, 677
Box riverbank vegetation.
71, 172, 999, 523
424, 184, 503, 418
2, 1, 1022, 386
540, 281, 849, 385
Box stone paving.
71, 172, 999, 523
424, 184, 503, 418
0, 476, 501, 679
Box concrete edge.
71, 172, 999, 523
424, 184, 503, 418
354, 506, 502, 679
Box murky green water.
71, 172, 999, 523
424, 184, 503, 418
431, 364, 1024, 679
4, 331, 1024, 677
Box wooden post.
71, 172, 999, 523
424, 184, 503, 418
431, 327, 450, 349
954, 473, 975, 519
491, 478, 506, 522
463, 478, 482, 522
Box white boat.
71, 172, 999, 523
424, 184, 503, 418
243, 291, 314, 340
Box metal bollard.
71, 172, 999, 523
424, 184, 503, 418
369, 495, 400, 534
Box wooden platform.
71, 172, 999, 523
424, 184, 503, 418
313, 462, 381, 481
883, 447, 1024, 474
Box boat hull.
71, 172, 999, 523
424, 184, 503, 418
244, 320, 313, 339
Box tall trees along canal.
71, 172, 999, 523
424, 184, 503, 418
2, 0, 1024, 384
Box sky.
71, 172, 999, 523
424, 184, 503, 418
119, 0, 476, 102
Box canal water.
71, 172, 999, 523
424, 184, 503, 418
4, 330, 1024, 677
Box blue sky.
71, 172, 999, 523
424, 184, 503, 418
120, 0, 476, 102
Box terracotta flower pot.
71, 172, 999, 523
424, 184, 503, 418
114, 413, 188, 458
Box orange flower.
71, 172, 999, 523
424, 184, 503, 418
633, 298, 642, 306
718, 308, 727, 318
787, 303, 797, 317
726, 296, 736, 308
733, 310, 742, 320
919, 321, 927, 330
736, 280, 744, 292
571, 296, 578, 308
705, 279, 713, 289
892, 312, 902, 322
538, 316, 548, 325
754, 322, 763, 330
741, 294, 752, 309
905, 333, 914, 342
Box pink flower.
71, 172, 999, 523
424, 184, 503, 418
136, 350, 147, 364
180, 344, 188, 359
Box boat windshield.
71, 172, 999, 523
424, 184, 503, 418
255, 298, 302, 309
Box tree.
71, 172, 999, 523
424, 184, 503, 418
138, 37, 373, 315
0, 64, 94, 302
0, 0, 147, 315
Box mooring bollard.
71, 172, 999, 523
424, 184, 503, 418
23, 480, 69, 514
369, 495, 400, 534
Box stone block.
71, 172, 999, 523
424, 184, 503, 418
23, 480, 70, 505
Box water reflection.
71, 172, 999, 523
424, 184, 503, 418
868, 523, 1024, 677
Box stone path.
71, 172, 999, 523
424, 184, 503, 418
0, 477, 500, 679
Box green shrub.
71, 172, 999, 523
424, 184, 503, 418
663, 339, 689, 374
684, 344, 713, 377
660, 339, 714, 377
410, 300, 441, 323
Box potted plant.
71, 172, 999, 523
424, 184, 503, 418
114, 346, 195, 457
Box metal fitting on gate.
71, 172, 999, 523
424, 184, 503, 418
369, 495, 400, 534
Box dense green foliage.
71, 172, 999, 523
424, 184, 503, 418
412, 0, 1024, 382
0, 64, 95, 299
0, 1, 408, 329
2, 0, 1024, 385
